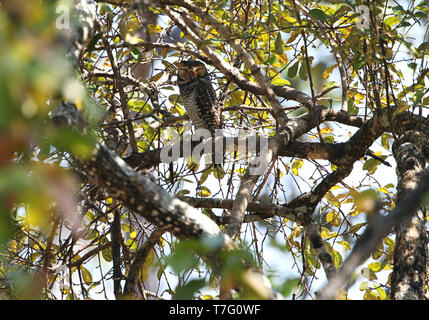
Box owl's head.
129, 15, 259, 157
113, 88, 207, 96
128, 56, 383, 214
177, 60, 208, 84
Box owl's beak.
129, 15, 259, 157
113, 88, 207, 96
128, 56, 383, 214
191, 68, 199, 81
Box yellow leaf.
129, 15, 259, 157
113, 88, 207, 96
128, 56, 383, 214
320, 127, 333, 135
375, 287, 387, 300
271, 76, 291, 86
325, 191, 340, 207
261, 33, 269, 43
321, 227, 337, 239
326, 211, 341, 226
148, 24, 163, 33
291, 159, 303, 175
378, 187, 389, 194
354, 92, 365, 104
140, 249, 155, 283
80, 266, 93, 284
273, 53, 288, 65
322, 64, 337, 79
337, 240, 351, 250
368, 262, 385, 272
150, 72, 164, 82
185, 160, 199, 172
159, 237, 165, 247
364, 290, 378, 300
198, 186, 211, 197
395, 102, 411, 115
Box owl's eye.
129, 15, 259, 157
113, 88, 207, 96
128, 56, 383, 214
178, 66, 191, 82
195, 65, 206, 77
189, 65, 205, 80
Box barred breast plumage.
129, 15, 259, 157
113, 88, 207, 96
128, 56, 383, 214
177, 60, 221, 135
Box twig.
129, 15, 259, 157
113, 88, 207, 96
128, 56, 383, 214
122, 228, 166, 299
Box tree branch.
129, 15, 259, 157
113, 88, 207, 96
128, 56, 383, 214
317, 171, 429, 300
390, 130, 428, 300
123, 227, 166, 299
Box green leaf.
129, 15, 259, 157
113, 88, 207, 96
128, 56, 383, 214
213, 166, 225, 179
169, 94, 182, 106
375, 286, 387, 300
129, 45, 142, 63
309, 9, 329, 22
392, 5, 405, 14
274, 33, 284, 55
359, 281, 369, 291
102, 247, 113, 262
150, 72, 164, 82
198, 39, 215, 49
298, 63, 308, 81
80, 266, 93, 284
352, 53, 367, 70
407, 62, 417, 70
86, 33, 102, 53
372, 241, 384, 260
384, 16, 399, 27
348, 222, 366, 234
147, 24, 163, 33
199, 168, 210, 185
305, 248, 320, 270
323, 135, 335, 144
333, 250, 342, 269
157, 264, 166, 280
168, 242, 200, 273
176, 189, 190, 197
174, 279, 206, 300
363, 158, 380, 174
348, 100, 359, 115
364, 289, 378, 300
325, 192, 340, 207
381, 133, 391, 150
287, 61, 299, 78
415, 11, 428, 19
275, 277, 300, 298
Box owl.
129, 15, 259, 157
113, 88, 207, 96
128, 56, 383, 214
177, 60, 221, 135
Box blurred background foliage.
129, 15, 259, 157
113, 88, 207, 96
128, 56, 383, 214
0, 0, 96, 299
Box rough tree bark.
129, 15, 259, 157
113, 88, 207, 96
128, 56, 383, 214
391, 130, 428, 300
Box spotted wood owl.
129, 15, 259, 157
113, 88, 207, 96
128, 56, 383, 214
177, 60, 222, 168
177, 60, 221, 135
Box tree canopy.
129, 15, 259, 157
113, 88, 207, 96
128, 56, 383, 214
0, 0, 428, 300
